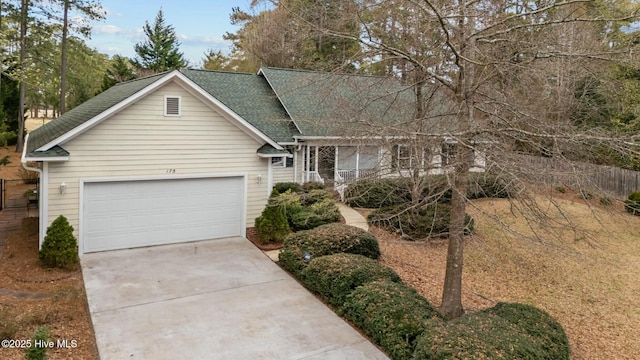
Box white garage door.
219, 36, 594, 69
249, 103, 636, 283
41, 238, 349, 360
82, 177, 244, 253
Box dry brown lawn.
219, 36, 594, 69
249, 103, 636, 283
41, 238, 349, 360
377, 195, 640, 360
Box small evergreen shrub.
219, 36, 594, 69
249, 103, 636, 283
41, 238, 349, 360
39, 215, 78, 270
301, 253, 402, 307
271, 182, 302, 196
25, 326, 50, 360
554, 186, 567, 194
343, 280, 439, 360
624, 191, 640, 215
301, 181, 325, 192
278, 223, 380, 277
290, 199, 340, 231
255, 205, 291, 244
485, 302, 570, 360
368, 204, 474, 240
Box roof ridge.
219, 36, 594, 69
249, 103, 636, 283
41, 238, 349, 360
181, 68, 255, 76
112, 71, 168, 87
261, 67, 392, 80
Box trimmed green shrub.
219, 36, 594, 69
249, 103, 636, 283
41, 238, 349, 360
278, 223, 380, 277
624, 191, 640, 215
25, 326, 50, 360
485, 302, 570, 360
368, 204, 474, 240
301, 253, 401, 307
413, 313, 540, 360
344, 280, 439, 360
255, 205, 291, 244
412, 303, 570, 360
271, 182, 302, 196
344, 179, 411, 208
290, 199, 341, 231
39, 215, 78, 270
301, 181, 325, 192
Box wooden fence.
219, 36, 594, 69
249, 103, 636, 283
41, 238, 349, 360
508, 155, 640, 199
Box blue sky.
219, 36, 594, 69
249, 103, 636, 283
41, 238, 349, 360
85, 0, 254, 67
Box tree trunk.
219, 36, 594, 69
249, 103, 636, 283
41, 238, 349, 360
59, 0, 69, 115
439, 143, 470, 319
16, 0, 28, 153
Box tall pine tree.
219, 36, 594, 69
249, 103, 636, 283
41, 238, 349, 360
132, 9, 187, 73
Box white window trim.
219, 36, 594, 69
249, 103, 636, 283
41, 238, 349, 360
164, 95, 182, 116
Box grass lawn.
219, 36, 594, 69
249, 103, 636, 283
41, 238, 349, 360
377, 195, 640, 360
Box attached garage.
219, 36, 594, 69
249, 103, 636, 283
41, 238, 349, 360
81, 176, 245, 253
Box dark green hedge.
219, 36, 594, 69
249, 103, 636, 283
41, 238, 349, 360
278, 223, 380, 277
343, 280, 439, 360
412, 303, 570, 360
345, 173, 517, 209
301, 253, 401, 307
368, 204, 474, 240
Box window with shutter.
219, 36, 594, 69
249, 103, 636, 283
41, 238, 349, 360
164, 96, 181, 116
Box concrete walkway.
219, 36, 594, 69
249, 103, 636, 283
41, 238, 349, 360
263, 203, 369, 261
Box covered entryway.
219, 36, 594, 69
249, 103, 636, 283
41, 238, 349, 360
82, 176, 244, 253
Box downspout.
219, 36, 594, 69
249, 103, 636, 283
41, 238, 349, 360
20, 133, 44, 247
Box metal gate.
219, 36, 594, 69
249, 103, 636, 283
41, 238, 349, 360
0, 178, 38, 210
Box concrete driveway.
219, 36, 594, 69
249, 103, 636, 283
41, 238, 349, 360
82, 237, 388, 359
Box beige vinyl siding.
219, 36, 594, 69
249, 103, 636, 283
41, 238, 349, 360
273, 165, 294, 185
46, 82, 269, 235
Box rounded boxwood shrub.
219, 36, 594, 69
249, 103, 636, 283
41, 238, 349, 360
278, 223, 380, 277
412, 303, 570, 360
301, 253, 402, 307
624, 191, 640, 215
413, 312, 541, 360
485, 302, 570, 360
39, 215, 78, 270
343, 280, 439, 360
368, 204, 474, 240
255, 205, 291, 244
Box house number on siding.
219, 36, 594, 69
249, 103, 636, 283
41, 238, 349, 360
166, 169, 176, 174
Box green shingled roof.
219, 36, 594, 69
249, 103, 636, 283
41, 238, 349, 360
26, 67, 454, 161
257, 144, 292, 156
180, 69, 297, 143
259, 67, 421, 137
26, 73, 167, 154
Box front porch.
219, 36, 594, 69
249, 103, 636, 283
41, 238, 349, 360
301, 145, 380, 186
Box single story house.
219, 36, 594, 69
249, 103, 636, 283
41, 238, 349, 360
22, 67, 485, 255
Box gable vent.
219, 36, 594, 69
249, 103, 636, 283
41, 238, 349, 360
165, 96, 181, 116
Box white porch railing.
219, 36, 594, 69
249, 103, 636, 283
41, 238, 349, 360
306, 171, 324, 183
336, 168, 379, 184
